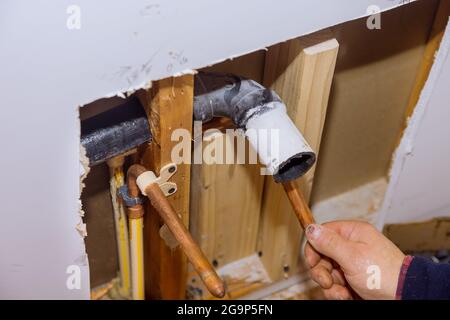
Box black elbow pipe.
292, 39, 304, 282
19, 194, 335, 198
193, 72, 316, 183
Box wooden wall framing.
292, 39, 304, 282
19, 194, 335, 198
138, 75, 194, 299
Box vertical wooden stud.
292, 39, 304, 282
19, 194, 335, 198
138, 75, 194, 299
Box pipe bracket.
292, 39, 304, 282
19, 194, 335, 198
141, 163, 178, 197
118, 185, 145, 207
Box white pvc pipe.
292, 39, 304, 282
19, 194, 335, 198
245, 102, 315, 182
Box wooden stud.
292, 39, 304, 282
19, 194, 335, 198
138, 75, 194, 299
258, 30, 339, 281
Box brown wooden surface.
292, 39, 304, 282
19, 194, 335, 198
138, 75, 194, 299
384, 218, 450, 252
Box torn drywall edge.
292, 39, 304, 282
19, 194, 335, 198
312, 178, 387, 224
72, 2, 416, 300
376, 21, 450, 229
172, 68, 198, 78
186, 254, 270, 299
78, 118, 90, 290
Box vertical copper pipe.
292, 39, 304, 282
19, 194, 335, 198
282, 180, 315, 230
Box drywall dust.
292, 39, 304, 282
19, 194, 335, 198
377, 21, 450, 226
79, 143, 90, 193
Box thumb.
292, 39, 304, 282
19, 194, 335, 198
305, 224, 355, 267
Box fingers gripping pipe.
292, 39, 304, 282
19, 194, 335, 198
194, 72, 316, 182
127, 164, 225, 298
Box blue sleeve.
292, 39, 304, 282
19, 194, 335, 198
402, 256, 450, 300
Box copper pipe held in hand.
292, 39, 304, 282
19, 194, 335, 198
282, 180, 315, 230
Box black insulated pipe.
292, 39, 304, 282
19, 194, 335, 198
80, 97, 152, 166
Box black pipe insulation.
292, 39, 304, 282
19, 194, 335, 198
80, 97, 152, 166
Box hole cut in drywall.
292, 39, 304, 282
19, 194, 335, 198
310, 0, 440, 205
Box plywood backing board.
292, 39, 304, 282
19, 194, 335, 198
258, 30, 339, 281
137, 75, 194, 299
311, 0, 440, 203
403, 0, 450, 121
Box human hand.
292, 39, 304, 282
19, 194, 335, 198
304, 221, 405, 300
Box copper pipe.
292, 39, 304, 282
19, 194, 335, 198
282, 180, 315, 230
125, 165, 147, 300
127, 165, 147, 198
126, 164, 225, 298
126, 165, 147, 220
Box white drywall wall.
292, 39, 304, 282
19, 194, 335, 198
0, 0, 410, 299
378, 21, 450, 226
